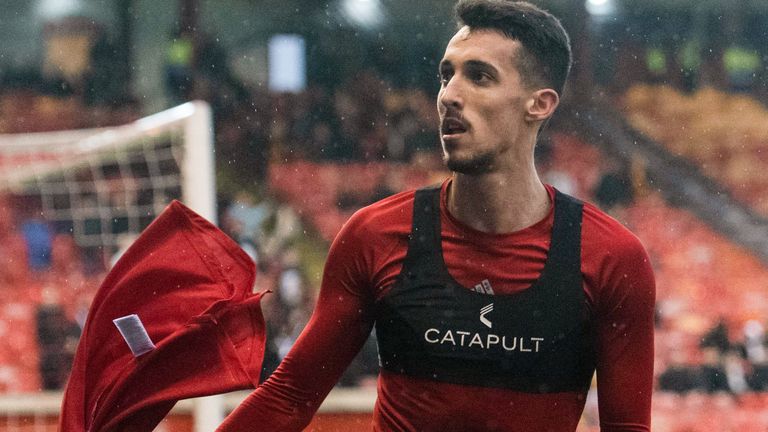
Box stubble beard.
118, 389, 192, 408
443, 149, 497, 175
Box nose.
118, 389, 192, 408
438, 77, 463, 111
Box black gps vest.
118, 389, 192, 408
375, 186, 596, 393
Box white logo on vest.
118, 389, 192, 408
480, 303, 493, 328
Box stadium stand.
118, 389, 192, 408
623, 84, 768, 217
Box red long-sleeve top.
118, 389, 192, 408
219, 179, 656, 431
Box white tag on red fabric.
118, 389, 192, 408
113, 314, 156, 357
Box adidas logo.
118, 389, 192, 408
473, 279, 494, 295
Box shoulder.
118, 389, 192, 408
580, 200, 648, 262
578, 200, 656, 312
324, 188, 417, 292
330, 188, 416, 255
343, 188, 416, 234
550, 186, 648, 262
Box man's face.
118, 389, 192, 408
437, 26, 533, 175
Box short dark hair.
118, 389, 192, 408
455, 0, 572, 96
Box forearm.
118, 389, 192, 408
218, 278, 375, 431
218, 206, 384, 431
218, 307, 373, 431
217, 367, 331, 431
217, 384, 311, 431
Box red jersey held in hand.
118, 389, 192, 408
60, 201, 267, 432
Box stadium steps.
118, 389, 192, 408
555, 97, 768, 265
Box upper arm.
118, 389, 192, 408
592, 236, 656, 432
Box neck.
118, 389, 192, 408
447, 163, 550, 234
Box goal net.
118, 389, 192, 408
0, 100, 216, 258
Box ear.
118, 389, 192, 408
524, 89, 560, 123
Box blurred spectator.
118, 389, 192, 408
261, 248, 315, 381
286, 94, 316, 159
700, 347, 729, 393
193, 31, 251, 116
261, 201, 301, 260
20, 214, 53, 273
0, 196, 29, 286
84, 28, 125, 107
645, 46, 669, 84
336, 188, 367, 212
748, 361, 768, 392
700, 319, 731, 354
275, 250, 305, 311
164, 28, 195, 105
677, 39, 702, 93
723, 44, 760, 93
216, 99, 271, 185
0, 194, 14, 237
741, 320, 767, 365
36, 287, 80, 390
657, 349, 703, 393
367, 169, 404, 205
741, 320, 768, 391
195, 32, 231, 86
723, 348, 749, 395
359, 120, 389, 161
308, 121, 335, 160
593, 156, 634, 211
224, 191, 271, 263
391, 90, 439, 161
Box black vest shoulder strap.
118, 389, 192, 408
547, 190, 584, 284
402, 185, 442, 280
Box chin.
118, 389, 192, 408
444, 152, 496, 175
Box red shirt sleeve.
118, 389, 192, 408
217, 206, 382, 431
582, 205, 657, 432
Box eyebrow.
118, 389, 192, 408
465, 60, 499, 76
438, 59, 499, 75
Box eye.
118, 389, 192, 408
469, 70, 493, 84
438, 70, 453, 85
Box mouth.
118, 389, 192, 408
441, 117, 468, 138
